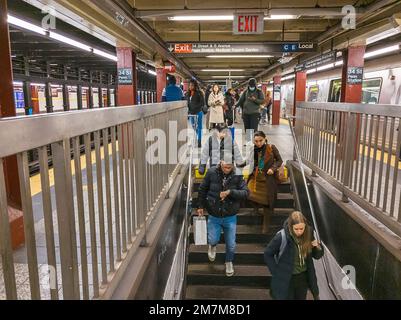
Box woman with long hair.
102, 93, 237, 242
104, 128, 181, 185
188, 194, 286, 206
246, 131, 283, 233
187, 79, 205, 147
208, 84, 225, 129
264, 211, 324, 300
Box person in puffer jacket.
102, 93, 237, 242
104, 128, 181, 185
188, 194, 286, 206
264, 211, 324, 300
197, 156, 249, 277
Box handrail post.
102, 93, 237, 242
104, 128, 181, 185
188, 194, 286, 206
341, 112, 357, 203
311, 109, 321, 177
288, 115, 340, 300
52, 139, 80, 299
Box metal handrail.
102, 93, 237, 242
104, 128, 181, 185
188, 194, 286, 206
180, 115, 197, 299
287, 116, 341, 300
295, 102, 401, 237
298, 102, 401, 118
0, 103, 188, 300
0, 101, 186, 159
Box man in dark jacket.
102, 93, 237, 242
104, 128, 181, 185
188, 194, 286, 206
197, 156, 249, 277
264, 219, 324, 300
236, 78, 265, 143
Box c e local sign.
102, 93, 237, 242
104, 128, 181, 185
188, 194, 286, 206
233, 13, 264, 35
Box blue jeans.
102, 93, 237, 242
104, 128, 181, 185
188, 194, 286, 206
208, 214, 237, 262
189, 111, 203, 145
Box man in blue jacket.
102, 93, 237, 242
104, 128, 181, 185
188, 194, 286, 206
162, 75, 184, 102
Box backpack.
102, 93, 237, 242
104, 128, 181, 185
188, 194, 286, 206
274, 229, 287, 264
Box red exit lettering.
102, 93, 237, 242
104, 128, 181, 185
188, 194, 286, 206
174, 44, 193, 53
237, 15, 259, 33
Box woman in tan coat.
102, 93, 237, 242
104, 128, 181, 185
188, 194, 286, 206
208, 84, 225, 129
247, 131, 283, 233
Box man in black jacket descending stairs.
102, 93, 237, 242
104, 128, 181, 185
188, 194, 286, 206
197, 153, 249, 277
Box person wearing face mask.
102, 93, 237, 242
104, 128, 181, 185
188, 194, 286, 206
264, 211, 323, 300
236, 78, 265, 143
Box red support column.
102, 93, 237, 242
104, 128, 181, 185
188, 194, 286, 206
0, 0, 24, 249
272, 75, 282, 125
340, 46, 366, 103
340, 45, 366, 159
31, 85, 40, 114
116, 47, 137, 106
183, 80, 189, 94
293, 71, 307, 126
156, 68, 168, 102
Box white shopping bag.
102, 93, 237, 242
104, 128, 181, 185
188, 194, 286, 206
193, 216, 207, 245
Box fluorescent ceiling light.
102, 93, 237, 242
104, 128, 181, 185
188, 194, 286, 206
168, 15, 233, 21
50, 31, 91, 52
282, 74, 295, 81
200, 69, 245, 72
206, 55, 273, 58
366, 26, 401, 45
334, 60, 343, 67
93, 49, 118, 61
31, 83, 46, 86
7, 15, 47, 35
211, 75, 246, 78
148, 69, 157, 76
264, 15, 298, 20
306, 68, 317, 74
364, 45, 400, 59
316, 63, 334, 71
13, 81, 23, 86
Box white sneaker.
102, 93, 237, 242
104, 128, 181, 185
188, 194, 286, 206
225, 262, 234, 277
208, 245, 216, 262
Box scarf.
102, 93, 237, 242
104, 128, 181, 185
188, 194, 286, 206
254, 144, 267, 173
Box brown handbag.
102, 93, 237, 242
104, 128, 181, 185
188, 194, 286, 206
275, 164, 288, 183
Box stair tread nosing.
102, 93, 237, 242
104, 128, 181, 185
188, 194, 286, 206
185, 285, 272, 300
189, 243, 265, 254
188, 263, 271, 277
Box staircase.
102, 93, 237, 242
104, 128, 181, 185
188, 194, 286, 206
185, 182, 294, 300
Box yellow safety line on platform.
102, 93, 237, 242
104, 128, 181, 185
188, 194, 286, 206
30, 144, 113, 197
280, 118, 289, 126
304, 127, 401, 170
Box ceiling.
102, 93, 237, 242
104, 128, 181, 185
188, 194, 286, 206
12, 0, 401, 86
127, 0, 378, 84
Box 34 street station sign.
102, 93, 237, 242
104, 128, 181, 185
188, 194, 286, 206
168, 42, 317, 56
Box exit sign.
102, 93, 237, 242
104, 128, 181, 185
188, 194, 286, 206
233, 13, 264, 35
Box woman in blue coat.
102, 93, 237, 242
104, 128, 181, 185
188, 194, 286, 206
264, 211, 324, 300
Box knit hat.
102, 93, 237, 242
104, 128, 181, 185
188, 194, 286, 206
248, 78, 257, 87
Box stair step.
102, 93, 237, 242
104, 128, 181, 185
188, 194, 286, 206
192, 181, 291, 194
189, 224, 282, 244
185, 285, 272, 300
187, 264, 271, 287
189, 216, 288, 227
188, 244, 266, 265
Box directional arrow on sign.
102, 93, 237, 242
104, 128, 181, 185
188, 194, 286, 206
168, 45, 174, 52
